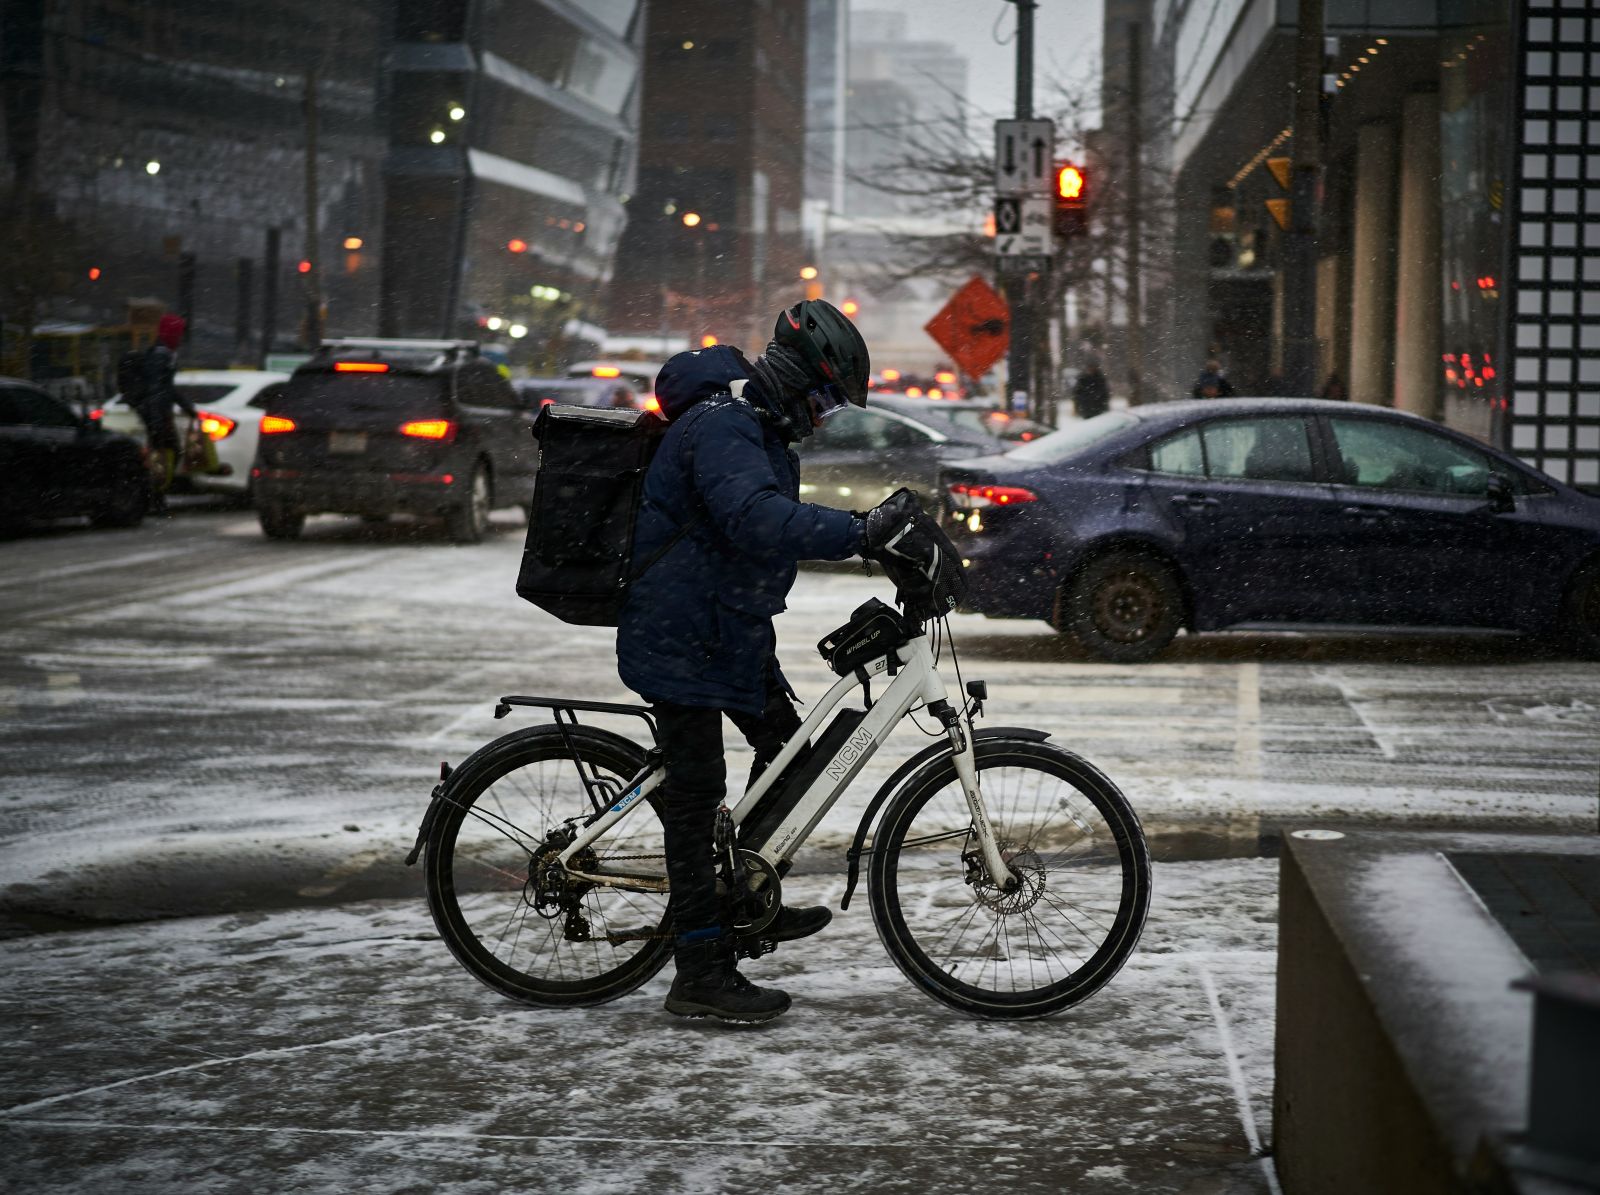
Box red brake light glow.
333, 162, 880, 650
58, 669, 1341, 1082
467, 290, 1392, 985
643, 395, 661, 412
400, 419, 455, 440
949, 483, 1038, 508
260, 415, 297, 434
88, 408, 104, 422
335, 361, 390, 373
197, 409, 236, 440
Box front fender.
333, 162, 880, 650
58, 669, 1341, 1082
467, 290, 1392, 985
839, 725, 1049, 910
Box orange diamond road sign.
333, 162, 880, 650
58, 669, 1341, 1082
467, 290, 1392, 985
924, 276, 1010, 379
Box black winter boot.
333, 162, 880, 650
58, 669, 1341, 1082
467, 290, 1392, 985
664, 935, 791, 1024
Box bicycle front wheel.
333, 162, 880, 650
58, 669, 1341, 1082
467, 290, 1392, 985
423, 724, 672, 1007
868, 740, 1150, 1020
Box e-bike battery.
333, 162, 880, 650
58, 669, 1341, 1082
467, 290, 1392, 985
737, 706, 868, 856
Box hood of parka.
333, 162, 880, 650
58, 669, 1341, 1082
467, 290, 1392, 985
653, 344, 756, 421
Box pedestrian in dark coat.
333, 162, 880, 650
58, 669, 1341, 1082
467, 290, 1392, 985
1192, 359, 1235, 399
617, 300, 896, 1025
1071, 359, 1110, 419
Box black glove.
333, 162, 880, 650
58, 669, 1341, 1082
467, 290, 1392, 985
864, 490, 938, 579
863, 488, 967, 620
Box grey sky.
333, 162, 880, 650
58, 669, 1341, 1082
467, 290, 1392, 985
854, 0, 1103, 134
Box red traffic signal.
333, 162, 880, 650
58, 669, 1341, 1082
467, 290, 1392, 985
1054, 162, 1088, 239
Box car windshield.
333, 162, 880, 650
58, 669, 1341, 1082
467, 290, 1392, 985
280, 373, 447, 416
1003, 411, 1139, 463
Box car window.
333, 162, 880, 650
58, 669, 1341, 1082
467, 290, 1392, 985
810, 409, 929, 451
0, 386, 79, 429
279, 373, 448, 416
1004, 411, 1139, 464
174, 384, 236, 407
249, 383, 286, 410
457, 364, 514, 410
1203, 417, 1315, 483
1147, 429, 1205, 476
1330, 417, 1497, 496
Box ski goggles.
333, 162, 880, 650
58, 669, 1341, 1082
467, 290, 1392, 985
809, 383, 853, 422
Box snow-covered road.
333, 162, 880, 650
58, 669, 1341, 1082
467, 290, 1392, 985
1, 508, 1595, 927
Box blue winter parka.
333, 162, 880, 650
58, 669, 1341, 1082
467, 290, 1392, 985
617, 345, 863, 714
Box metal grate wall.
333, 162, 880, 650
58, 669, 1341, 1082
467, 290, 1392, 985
1509, 2, 1600, 488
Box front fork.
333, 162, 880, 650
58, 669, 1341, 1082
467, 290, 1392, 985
931, 700, 1018, 892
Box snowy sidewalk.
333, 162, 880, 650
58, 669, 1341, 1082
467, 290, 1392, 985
1, 860, 1281, 1194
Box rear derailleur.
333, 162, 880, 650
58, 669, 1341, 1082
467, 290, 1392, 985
528, 822, 596, 943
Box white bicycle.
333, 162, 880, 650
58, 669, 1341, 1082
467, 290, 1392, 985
410, 525, 1151, 1020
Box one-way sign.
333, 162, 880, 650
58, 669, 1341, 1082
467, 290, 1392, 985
994, 118, 1054, 196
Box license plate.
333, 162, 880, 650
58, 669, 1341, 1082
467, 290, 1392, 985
328, 431, 368, 455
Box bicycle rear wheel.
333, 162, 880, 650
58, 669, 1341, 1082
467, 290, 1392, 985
423, 724, 672, 1007
868, 739, 1150, 1020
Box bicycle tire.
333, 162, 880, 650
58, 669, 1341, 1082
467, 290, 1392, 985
423, 724, 673, 1007
867, 739, 1151, 1020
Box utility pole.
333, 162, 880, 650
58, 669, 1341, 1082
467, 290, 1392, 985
1126, 22, 1144, 407
1005, 0, 1038, 417
1283, 0, 1325, 395
303, 64, 323, 347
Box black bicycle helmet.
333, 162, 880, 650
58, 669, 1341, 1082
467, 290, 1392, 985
773, 299, 871, 407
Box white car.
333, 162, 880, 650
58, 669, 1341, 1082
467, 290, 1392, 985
100, 370, 289, 501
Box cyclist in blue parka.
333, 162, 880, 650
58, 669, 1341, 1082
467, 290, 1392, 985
618, 299, 899, 1024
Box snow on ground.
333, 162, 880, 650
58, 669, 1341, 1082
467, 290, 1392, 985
0, 859, 1281, 1194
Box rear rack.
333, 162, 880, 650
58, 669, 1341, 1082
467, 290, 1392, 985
494, 695, 660, 815
495, 694, 657, 738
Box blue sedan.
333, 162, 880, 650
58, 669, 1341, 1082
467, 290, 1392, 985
940, 398, 1600, 661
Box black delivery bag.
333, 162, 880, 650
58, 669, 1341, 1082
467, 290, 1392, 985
516, 403, 669, 626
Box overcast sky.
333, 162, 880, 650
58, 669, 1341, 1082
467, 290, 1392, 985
856, 0, 1104, 133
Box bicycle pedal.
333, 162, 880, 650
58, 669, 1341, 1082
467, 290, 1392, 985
734, 937, 777, 960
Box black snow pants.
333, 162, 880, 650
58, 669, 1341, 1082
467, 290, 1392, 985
653, 662, 801, 942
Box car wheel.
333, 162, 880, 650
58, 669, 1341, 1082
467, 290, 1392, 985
1064, 550, 1184, 663
259, 506, 305, 540
91, 479, 148, 529
1560, 560, 1600, 657
447, 464, 491, 544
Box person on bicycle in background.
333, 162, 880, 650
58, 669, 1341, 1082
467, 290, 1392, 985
618, 299, 901, 1024
129, 314, 197, 508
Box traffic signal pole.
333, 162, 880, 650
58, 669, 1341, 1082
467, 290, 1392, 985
1283, 0, 1325, 395
1006, 0, 1038, 418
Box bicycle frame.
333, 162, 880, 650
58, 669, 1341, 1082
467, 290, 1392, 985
553, 631, 1018, 895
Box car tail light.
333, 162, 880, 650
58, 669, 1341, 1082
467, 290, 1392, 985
335, 361, 389, 373
197, 409, 236, 440
260, 415, 297, 434
400, 419, 455, 441
949, 483, 1037, 508
643, 395, 661, 413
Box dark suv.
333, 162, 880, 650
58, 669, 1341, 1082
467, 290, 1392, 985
252, 339, 536, 542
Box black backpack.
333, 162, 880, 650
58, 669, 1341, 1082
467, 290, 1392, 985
516, 403, 701, 626
116, 347, 151, 405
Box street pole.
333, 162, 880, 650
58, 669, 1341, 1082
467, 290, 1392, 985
303, 64, 323, 348
1126, 23, 1144, 407
1006, 0, 1037, 417
1283, 0, 1324, 395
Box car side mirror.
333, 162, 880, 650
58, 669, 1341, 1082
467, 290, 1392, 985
1485, 472, 1515, 514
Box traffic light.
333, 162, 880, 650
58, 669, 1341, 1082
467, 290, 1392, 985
1054, 163, 1088, 239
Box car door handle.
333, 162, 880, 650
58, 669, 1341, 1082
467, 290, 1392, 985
1169, 493, 1219, 510
1341, 505, 1391, 521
